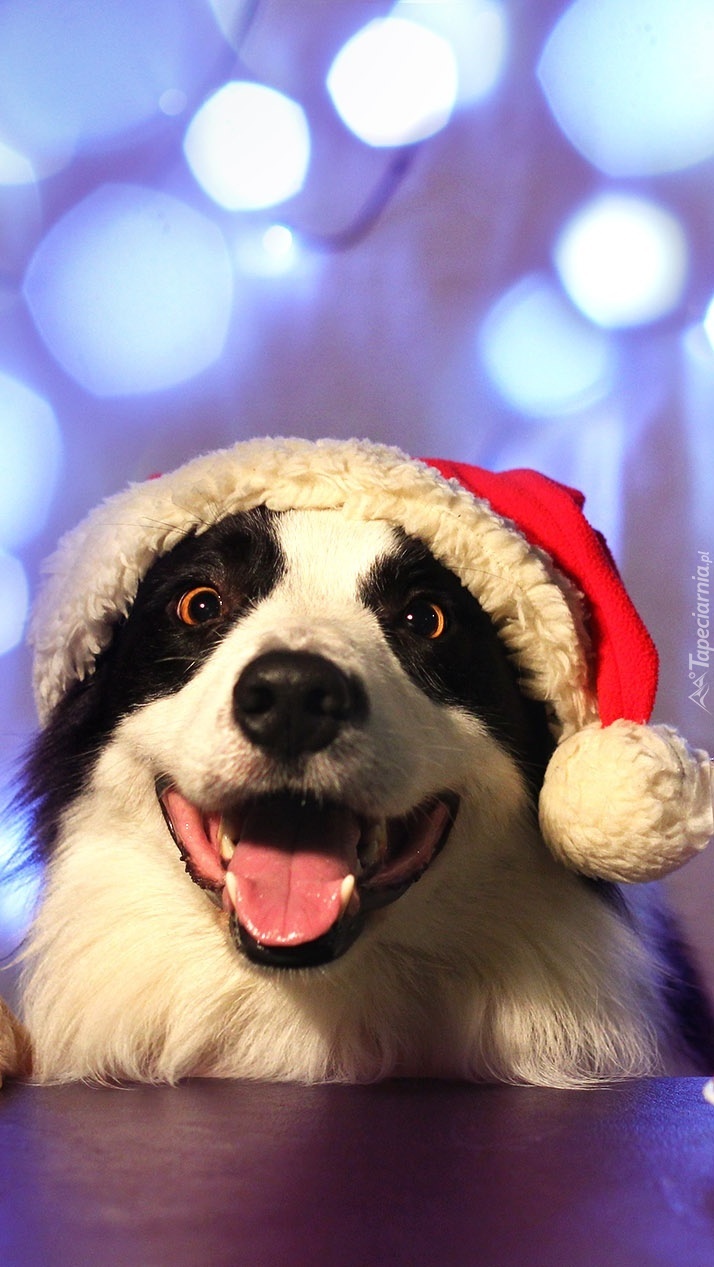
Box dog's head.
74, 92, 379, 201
27, 502, 554, 968
23, 437, 711, 968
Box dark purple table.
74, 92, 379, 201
2, 1077, 714, 1266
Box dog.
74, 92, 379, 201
1, 438, 712, 1086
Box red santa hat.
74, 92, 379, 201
30, 437, 713, 883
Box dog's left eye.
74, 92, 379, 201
402, 598, 448, 640
176, 587, 223, 626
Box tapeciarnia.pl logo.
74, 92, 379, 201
689, 550, 712, 714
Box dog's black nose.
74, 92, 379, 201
233, 651, 367, 758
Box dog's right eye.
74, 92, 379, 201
401, 598, 448, 640
176, 587, 223, 626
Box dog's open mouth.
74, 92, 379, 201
157, 785, 458, 968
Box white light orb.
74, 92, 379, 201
184, 82, 310, 211
0, 0, 223, 173
0, 820, 41, 942
392, 0, 507, 106
538, 0, 714, 176
0, 550, 29, 655
235, 224, 303, 277
327, 17, 458, 147
479, 274, 616, 417
554, 194, 688, 328
0, 373, 62, 548
24, 184, 234, 396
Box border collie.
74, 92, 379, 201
0, 433, 708, 1079
1, 441, 712, 1086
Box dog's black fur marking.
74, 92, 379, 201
362, 532, 556, 790
99, 505, 286, 719
21, 507, 285, 863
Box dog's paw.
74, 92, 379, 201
0, 998, 31, 1085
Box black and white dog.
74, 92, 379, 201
1, 439, 712, 1085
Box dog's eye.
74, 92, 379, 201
402, 598, 447, 640
176, 587, 223, 626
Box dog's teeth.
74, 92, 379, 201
339, 874, 355, 911
339, 874, 357, 918
225, 871, 238, 910
218, 819, 236, 864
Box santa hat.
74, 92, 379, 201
30, 437, 713, 884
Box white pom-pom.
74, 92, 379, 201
539, 720, 714, 883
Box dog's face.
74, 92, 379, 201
29, 506, 552, 972
23, 501, 682, 1087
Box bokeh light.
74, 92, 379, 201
327, 16, 458, 147
24, 184, 234, 397
479, 274, 616, 417
0, 0, 225, 176
184, 82, 311, 211
700, 296, 714, 357
235, 224, 303, 277
159, 89, 188, 118
0, 373, 62, 549
0, 822, 41, 945
392, 0, 507, 106
0, 138, 35, 187
0, 551, 29, 657
538, 0, 714, 177
554, 194, 689, 328
207, 0, 252, 47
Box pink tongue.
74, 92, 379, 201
226, 799, 361, 948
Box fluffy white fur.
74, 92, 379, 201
5, 510, 677, 1087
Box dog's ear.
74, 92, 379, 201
0, 998, 31, 1084
20, 667, 113, 863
